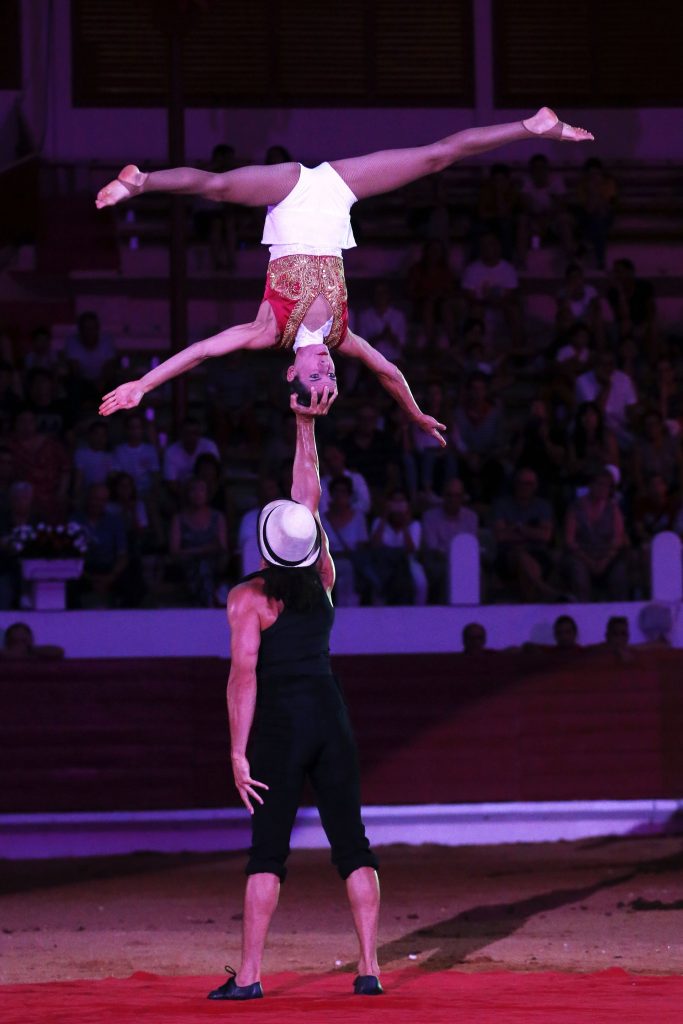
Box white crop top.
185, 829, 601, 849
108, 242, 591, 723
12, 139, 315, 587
262, 162, 357, 259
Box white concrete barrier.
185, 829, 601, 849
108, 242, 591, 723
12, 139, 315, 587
651, 531, 682, 601
449, 533, 480, 605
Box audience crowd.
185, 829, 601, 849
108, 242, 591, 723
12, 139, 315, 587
0, 150, 681, 610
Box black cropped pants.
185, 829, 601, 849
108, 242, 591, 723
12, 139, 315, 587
246, 673, 378, 883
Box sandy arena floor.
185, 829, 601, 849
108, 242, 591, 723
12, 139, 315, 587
2, 836, 682, 985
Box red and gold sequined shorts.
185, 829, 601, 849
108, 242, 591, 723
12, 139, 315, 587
263, 254, 349, 351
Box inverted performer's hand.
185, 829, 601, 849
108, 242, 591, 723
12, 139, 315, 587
414, 412, 447, 448
99, 380, 145, 416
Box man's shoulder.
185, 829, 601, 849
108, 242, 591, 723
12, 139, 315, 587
227, 578, 266, 617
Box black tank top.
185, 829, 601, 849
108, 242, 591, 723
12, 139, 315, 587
244, 570, 335, 678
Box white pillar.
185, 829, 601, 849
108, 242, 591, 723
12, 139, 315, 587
651, 531, 682, 601
449, 533, 480, 605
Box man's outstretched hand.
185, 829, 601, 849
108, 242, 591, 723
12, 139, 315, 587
414, 412, 447, 447
290, 386, 337, 417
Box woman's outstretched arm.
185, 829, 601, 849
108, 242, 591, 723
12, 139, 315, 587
341, 331, 446, 446
99, 302, 277, 416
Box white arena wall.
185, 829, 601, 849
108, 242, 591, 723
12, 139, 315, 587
1, 600, 681, 659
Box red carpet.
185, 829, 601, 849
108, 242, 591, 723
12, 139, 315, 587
2, 969, 682, 1024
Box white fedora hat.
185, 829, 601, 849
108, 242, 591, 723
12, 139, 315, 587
258, 499, 321, 568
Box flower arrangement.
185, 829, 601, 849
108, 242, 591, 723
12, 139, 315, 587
6, 523, 89, 559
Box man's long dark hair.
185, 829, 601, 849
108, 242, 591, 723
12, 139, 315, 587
262, 565, 324, 612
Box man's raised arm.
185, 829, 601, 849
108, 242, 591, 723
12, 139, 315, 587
289, 391, 336, 592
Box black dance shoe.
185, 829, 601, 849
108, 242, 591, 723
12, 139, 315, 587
353, 974, 384, 995
207, 965, 264, 1000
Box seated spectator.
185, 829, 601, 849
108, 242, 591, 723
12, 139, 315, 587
343, 405, 401, 498
492, 468, 561, 602
265, 145, 293, 164
461, 232, 522, 346
575, 350, 639, 448
24, 326, 59, 374
512, 398, 567, 496
357, 282, 407, 363
452, 373, 506, 504
462, 622, 488, 654
237, 477, 280, 569
0, 360, 23, 432
454, 317, 501, 379
632, 471, 679, 597
638, 603, 673, 647
553, 614, 580, 650
163, 417, 220, 497
567, 401, 620, 488
65, 311, 117, 396
24, 369, 71, 437
194, 451, 231, 522
73, 421, 114, 501
476, 162, 521, 262
72, 483, 131, 608
9, 409, 70, 522
320, 443, 370, 516
555, 322, 594, 376
113, 412, 161, 498
556, 264, 601, 336
518, 153, 574, 262
410, 382, 456, 496
368, 491, 427, 605
108, 471, 149, 537
321, 476, 368, 606
632, 472, 679, 544
169, 478, 228, 607
632, 410, 683, 494
0, 481, 37, 608
602, 615, 632, 659
0, 622, 63, 660
607, 258, 656, 347
0, 450, 18, 524
407, 239, 458, 348
574, 158, 617, 269
563, 469, 628, 601
421, 478, 478, 603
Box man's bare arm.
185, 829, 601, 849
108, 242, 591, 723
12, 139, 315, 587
342, 331, 446, 446
226, 584, 268, 814
290, 399, 336, 593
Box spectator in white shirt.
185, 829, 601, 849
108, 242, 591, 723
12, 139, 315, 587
357, 282, 407, 363
518, 154, 574, 261
65, 311, 116, 388
368, 491, 427, 605
461, 232, 522, 345
556, 263, 602, 336
556, 322, 594, 374
321, 476, 369, 606
320, 443, 371, 516
73, 421, 114, 502
163, 417, 220, 496
422, 478, 478, 602
575, 350, 639, 447
113, 412, 161, 497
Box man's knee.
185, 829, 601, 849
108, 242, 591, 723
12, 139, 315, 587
246, 858, 288, 883
335, 848, 380, 881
